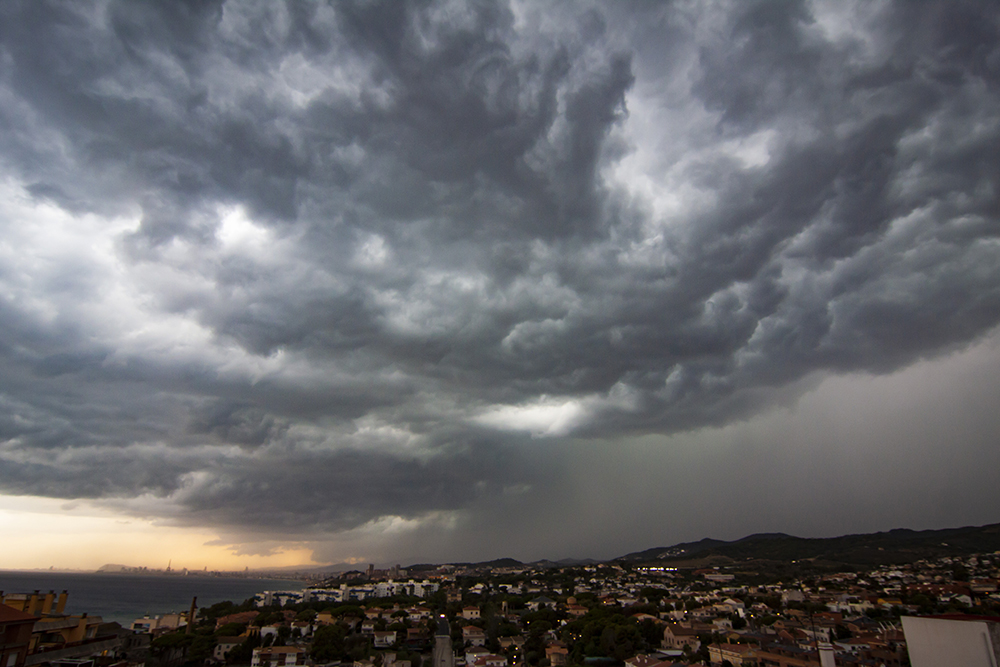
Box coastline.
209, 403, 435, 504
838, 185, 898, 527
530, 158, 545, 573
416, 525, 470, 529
0, 570, 308, 626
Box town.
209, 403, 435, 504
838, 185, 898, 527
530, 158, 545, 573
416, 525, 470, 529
3, 550, 1000, 667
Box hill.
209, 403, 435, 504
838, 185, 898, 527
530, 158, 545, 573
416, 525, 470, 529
616, 523, 1000, 567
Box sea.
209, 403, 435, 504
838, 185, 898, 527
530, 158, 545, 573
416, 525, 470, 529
0, 571, 306, 627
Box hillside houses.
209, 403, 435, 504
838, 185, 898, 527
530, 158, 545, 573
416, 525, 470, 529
5, 546, 994, 667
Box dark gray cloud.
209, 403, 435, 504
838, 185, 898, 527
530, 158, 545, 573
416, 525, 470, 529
0, 0, 998, 563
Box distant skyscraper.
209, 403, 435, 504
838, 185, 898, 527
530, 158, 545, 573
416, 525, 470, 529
432, 615, 454, 667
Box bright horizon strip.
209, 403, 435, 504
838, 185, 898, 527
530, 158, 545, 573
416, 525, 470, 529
0, 495, 320, 571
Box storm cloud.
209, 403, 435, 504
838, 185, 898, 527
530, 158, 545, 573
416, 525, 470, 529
1, 0, 999, 564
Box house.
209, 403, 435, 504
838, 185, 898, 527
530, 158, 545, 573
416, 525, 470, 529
251, 646, 305, 667
527, 597, 555, 611
661, 625, 700, 653
0, 604, 37, 667
3, 591, 122, 667
405, 627, 429, 646
706, 644, 755, 666
631, 613, 661, 624
498, 636, 524, 651
31, 613, 107, 650
720, 599, 746, 613
625, 655, 671, 667
290, 620, 312, 638
472, 654, 507, 667
462, 607, 481, 620
710, 618, 732, 631
544, 645, 569, 666
374, 630, 398, 648
214, 636, 244, 662
259, 624, 284, 641
407, 607, 432, 621
132, 614, 185, 633
462, 626, 486, 647
465, 646, 491, 665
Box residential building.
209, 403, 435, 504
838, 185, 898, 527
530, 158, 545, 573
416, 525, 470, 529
30, 613, 106, 652
661, 625, 700, 653
130, 612, 189, 633
0, 592, 68, 617
1, 604, 37, 667
251, 646, 305, 667
544, 645, 568, 666
374, 630, 398, 648
214, 637, 244, 662
462, 626, 486, 647
707, 644, 755, 666
464, 646, 490, 665
625, 655, 670, 667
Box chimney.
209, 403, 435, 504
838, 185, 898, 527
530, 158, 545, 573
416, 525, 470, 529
186, 597, 198, 634
40, 591, 52, 616
57, 591, 69, 615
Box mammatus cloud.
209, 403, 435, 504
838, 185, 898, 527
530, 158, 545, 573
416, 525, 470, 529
0, 0, 998, 563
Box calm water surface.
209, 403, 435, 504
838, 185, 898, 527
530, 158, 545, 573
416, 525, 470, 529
0, 571, 305, 626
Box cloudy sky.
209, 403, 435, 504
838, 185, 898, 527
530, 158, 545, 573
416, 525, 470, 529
1, 0, 999, 571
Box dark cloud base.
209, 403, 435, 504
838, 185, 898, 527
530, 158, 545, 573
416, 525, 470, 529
0, 0, 998, 561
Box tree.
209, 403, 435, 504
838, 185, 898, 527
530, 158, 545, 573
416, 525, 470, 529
216, 622, 248, 637
204, 600, 238, 620
227, 634, 260, 665
345, 634, 371, 662
255, 611, 284, 627
497, 622, 519, 637
638, 618, 661, 648
188, 634, 217, 664
311, 624, 348, 663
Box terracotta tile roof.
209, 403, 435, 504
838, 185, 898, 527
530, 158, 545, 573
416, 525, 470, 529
0, 603, 38, 623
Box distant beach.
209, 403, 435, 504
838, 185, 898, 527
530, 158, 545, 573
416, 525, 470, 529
0, 571, 306, 626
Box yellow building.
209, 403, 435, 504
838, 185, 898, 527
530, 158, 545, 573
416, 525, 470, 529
0, 591, 110, 659
0, 591, 68, 617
